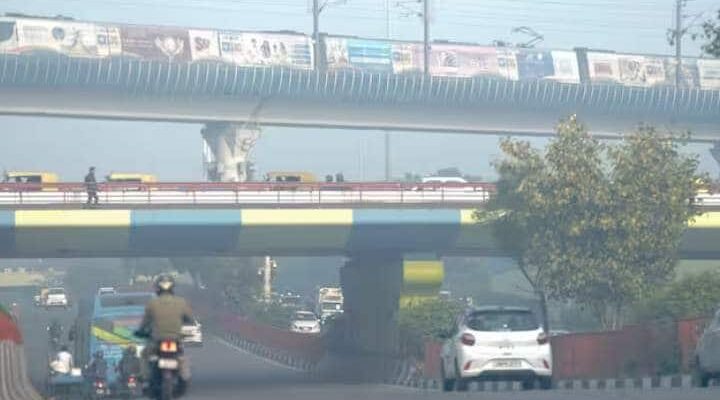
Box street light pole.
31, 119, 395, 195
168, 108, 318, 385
674, 0, 683, 87
423, 0, 430, 76
313, 0, 321, 70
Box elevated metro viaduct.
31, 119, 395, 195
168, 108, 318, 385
1, 207, 720, 358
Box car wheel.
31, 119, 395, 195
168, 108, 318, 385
539, 377, 553, 390
440, 364, 455, 392
521, 379, 535, 390
454, 362, 469, 392
693, 362, 710, 388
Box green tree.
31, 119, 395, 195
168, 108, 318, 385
636, 270, 720, 321
398, 299, 462, 358
700, 10, 720, 57
481, 116, 702, 330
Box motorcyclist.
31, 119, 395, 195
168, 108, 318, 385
49, 345, 73, 375
136, 274, 193, 395
86, 350, 108, 382
117, 344, 141, 384
47, 320, 63, 350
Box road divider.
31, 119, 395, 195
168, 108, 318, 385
0, 308, 42, 400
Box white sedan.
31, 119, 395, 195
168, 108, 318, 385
440, 306, 553, 391
289, 311, 321, 334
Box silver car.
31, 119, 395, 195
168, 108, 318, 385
694, 309, 720, 387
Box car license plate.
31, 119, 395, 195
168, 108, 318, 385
494, 360, 521, 368
158, 358, 179, 370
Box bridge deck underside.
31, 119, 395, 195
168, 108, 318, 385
0, 208, 718, 258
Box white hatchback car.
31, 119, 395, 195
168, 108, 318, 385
694, 308, 720, 386
440, 306, 553, 391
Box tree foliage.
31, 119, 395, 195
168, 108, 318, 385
398, 299, 463, 358
701, 10, 720, 57
481, 116, 702, 329
635, 270, 720, 321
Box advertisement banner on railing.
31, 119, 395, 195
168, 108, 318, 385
616, 55, 667, 87
587, 52, 620, 83
404, 44, 519, 80
663, 58, 700, 88
219, 32, 313, 69
14, 18, 121, 58
516, 50, 580, 83
698, 58, 720, 90
120, 25, 191, 62
0, 18, 19, 53
550, 50, 581, 83
189, 29, 222, 62
391, 42, 418, 74
325, 37, 393, 72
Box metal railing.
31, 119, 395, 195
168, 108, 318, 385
0, 182, 495, 206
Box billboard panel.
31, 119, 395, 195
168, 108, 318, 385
189, 29, 221, 62
413, 44, 519, 79
120, 25, 190, 62
587, 52, 620, 83
550, 50, 581, 83
698, 59, 720, 90
0, 18, 19, 53
325, 37, 392, 71
517, 50, 554, 80
219, 32, 312, 69
616, 55, 666, 87
15, 18, 121, 58
663, 58, 700, 88
391, 42, 419, 74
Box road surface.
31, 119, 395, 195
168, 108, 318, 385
3, 288, 720, 400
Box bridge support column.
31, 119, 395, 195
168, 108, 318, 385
338, 254, 444, 356
201, 122, 260, 182
711, 142, 720, 176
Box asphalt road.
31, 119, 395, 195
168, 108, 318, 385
4, 286, 720, 400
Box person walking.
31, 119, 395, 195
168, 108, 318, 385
84, 167, 99, 206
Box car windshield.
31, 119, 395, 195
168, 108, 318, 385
48, 288, 65, 295
294, 312, 316, 321
321, 303, 341, 311
465, 310, 539, 332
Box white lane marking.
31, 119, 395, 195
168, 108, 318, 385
212, 336, 305, 372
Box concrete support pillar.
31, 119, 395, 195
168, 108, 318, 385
711, 142, 720, 175
339, 254, 444, 356
201, 122, 260, 182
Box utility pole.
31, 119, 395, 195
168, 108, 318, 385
423, 0, 430, 76
263, 256, 274, 302
675, 0, 683, 87
313, 0, 321, 70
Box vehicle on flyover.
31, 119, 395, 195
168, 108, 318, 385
693, 307, 720, 387
2, 170, 59, 190
440, 306, 553, 391
105, 172, 158, 191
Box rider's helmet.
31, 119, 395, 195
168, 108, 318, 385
126, 344, 137, 354
154, 274, 175, 295
95, 350, 104, 359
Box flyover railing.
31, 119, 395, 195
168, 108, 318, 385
0, 182, 495, 206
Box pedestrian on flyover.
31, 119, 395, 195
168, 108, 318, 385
84, 167, 99, 206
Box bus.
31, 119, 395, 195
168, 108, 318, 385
88, 291, 153, 391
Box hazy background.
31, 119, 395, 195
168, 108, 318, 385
1, 0, 719, 181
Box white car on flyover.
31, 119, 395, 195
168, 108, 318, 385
440, 306, 553, 391
289, 311, 321, 334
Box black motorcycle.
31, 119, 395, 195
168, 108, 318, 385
135, 330, 185, 400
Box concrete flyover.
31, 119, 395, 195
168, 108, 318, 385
0, 54, 718, 138
0, 207, 719, 259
